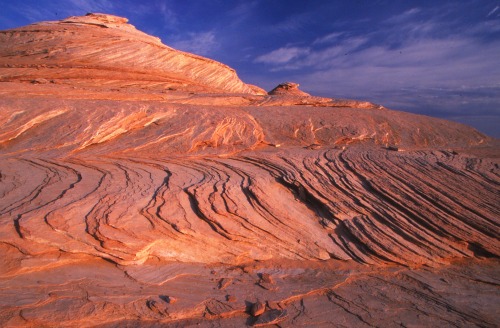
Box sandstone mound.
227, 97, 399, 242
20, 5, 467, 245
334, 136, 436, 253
0, 13, 256, 94
268, 82, 311, 96
0, 14, 498, 328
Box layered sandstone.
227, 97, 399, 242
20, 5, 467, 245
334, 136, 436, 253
0, 13, 258, 94
0, 14, 498, 327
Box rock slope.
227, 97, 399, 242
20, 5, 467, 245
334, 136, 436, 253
0, 14, 498, 327
0, 13, 258, 94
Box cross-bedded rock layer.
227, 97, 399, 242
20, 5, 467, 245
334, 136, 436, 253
0, 14, 498, 327
1, 147, 498, 268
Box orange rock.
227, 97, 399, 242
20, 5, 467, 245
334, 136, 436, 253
250, 301, 266, 317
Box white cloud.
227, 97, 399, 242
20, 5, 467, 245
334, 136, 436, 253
255, 46, 310, 64
171, 31, 218, 56
313, 32, 344, 45
157, 2, 178, 28
487, 5, 499, 17
228, 1, 260, 20
385, 7, 421, 24
258, 37, 368, 70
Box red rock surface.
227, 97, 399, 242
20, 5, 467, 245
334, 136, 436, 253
0, 14, 498, 327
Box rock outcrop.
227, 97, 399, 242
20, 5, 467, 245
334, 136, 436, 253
264, 81, 386, 109
268, 82, 311, 96
0, 14, 498, 328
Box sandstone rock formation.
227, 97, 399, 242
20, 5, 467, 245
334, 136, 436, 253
0, 14, 498, 327
0, 13, 256, 94
268, 81, 311, 96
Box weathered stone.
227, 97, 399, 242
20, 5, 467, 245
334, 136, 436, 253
218, 278, 233, 290
253, 309, 288, 327
250, 300, 266, 317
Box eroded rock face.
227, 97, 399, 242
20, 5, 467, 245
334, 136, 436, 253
0, 13, 498, 328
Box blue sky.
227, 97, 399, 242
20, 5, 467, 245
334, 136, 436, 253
1, 0, 499, 137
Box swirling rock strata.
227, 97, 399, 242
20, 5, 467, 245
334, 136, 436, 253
1, 148, 498, 267
0, 13, 498, 327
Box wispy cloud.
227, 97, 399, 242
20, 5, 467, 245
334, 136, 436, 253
270, 12, 313, 32
487, 5, 499, 17
258, 37, 367, 70
255, 46, 310, 64
385, 7, 421, 24
227, 1, 260, 23
312, 32, 344, 45
171, 31, 218, 56
157, 1, 178, 28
